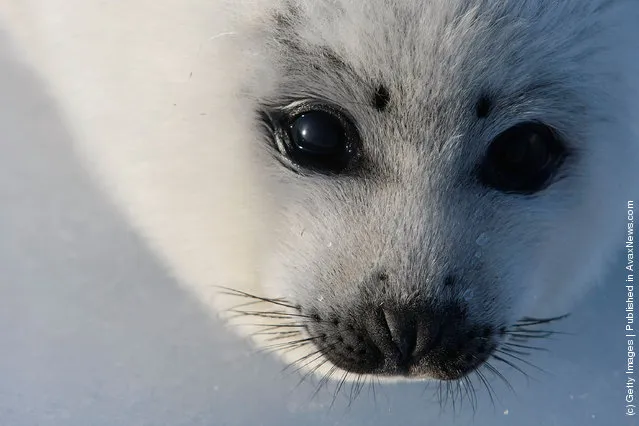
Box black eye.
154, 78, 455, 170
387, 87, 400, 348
290, 111, 345, 156
285, 109, 358, 173
263, 104, 360, 174
479, 122, 567, 194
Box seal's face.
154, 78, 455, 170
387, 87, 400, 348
221, 0, 639, 382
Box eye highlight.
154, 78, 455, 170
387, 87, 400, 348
479, 122, 567, 194
263, 103, 361, 174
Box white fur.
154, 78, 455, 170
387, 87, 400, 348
3, 0, 638, 382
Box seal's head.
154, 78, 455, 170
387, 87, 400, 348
211, 0, 639, 382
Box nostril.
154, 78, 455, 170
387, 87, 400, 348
381, 308, 418, 362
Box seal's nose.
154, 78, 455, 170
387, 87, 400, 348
382, 308, 418, 362
305, 302, 497, 379
364, 306, 419, 368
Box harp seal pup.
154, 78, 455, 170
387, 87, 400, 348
210, 0, 639, 382
8, 0, 638, 384
212, 0, 639, 383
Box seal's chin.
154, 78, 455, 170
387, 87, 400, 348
270, 338, 491, 386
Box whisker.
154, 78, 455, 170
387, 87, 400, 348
369, 376, 378, 406
483, 361, 515, 395
260, 336, 317, 352
348, 374, 366, 407
498, 346, 531, 356
491, 353, 534, 381
215, 286, 300, 310
464, 375, 478, 416
287, 349, 328, 374
507, 328, 567, 336
252, 328, 300, 335
450, 380, 458, 414
287, 342, 338, 375
505, 331, 557, 340
228, 309, 314, 321
503, 342, 549, 352
294, 358, 331, 390
244, 323, 308, 330
331, 370, 350, 408
515, 314, 570, 326
474, 368, 496, 410
311, 365, 338, 402
227, 299, 271, 309
495, 349, 547, 375
257, 331, 301, 341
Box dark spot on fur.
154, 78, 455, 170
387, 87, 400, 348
373, 85, 390, 111
476, 94, 492, 118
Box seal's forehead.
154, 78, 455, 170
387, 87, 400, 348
264, 3, 512, 117
266, 1, 475, 95
263, 0, 622, 100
